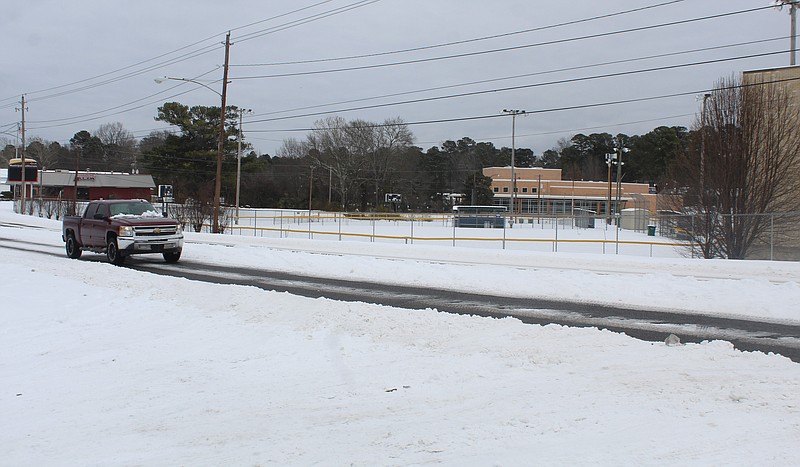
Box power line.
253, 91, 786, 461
246, 74, 800, 134
234, 0, 686, 67
27, 69, 221, 126
0, 0, 380, 109
235, 0, 383, 44
6, 3, 784, 146
233, 5, 776, 80
245, 49, 790, 125
254, 36, 786, 119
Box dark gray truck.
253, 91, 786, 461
62, 199, 184, 265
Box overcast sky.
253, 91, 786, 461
0, 0, 794, 157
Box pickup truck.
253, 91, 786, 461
62, 199, 184, 265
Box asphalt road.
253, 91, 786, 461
4, 234, 800, 362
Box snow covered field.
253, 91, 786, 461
2, 202, 800, 465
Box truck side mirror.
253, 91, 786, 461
93, 213, 107, 220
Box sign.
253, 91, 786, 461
158, 184, 174, 202
7, 166, 38, 183
385, 193, 402, 203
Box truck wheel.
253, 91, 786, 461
107, 235, 126, 265
163, 251, 181, 263
66, 233, 82, 259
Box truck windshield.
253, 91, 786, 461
109, 202, 159, 217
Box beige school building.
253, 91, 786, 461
483, 166, 656, 218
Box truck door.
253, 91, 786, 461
83, 203, 106, 247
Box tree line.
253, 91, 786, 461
1, 103, 689, 212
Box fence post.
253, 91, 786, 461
554, 217, 558, 252
770, 213, 774, 261
452, 215, 456, 247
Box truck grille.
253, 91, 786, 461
134, 225, 179, 236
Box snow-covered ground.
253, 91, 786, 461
2, 202, 800, 465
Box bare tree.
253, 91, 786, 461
96, 122, 137, 172
276, 138, 309, 159
669, 75, 800, 258
300, 116, 414, 211
305, 116, 361, 210
367, 118, 414, 209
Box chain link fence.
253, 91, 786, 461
11, 198, 800, 261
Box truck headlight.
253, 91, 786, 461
119, 226, 134, 237
175, 224, 183, 234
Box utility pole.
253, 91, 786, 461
793, 2, 798, 65
235, 108, 252, 225
502, 109, 526, 226
73, 144, 82, 216
605, 152, 615, 224
776, 1, 798, 65
308, 166, 315, 213
212, 31, 231, 234
16, 95, 27, 215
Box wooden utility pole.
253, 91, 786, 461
17, 95, 27, 215
212, 31, 231, 233
73, 145, 82, 215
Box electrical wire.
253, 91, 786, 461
254, 36, 786, 118
235, 0, 382, 43
234, 0, 686, 67
5, 3, 786, 145
245, 74, 800, 134
233, 5, 776, 80
0, 0, 380, 109
244, 48, 790, 125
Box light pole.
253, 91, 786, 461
605, 152, 615, 224
235, 108, 252, 224
502, 109, 526, 225
613, 144, 629, 254
614, 145, 629, 222
775, 1, 799, 65
154, 32, 231, 233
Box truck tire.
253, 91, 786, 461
65, 232, 82, 259
107, 235, 126, 265
163, 251, 181, 263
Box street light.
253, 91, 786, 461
156, 75, 227, 232
154, 32, 231, 233
154, 77, 221, 97
235, 109, 253, 224
613, 144, 629, 254
605, 152, 616, 224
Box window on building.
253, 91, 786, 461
493, 187, 499, 193
503, 187, 509, 193
522, 187, 528, 193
